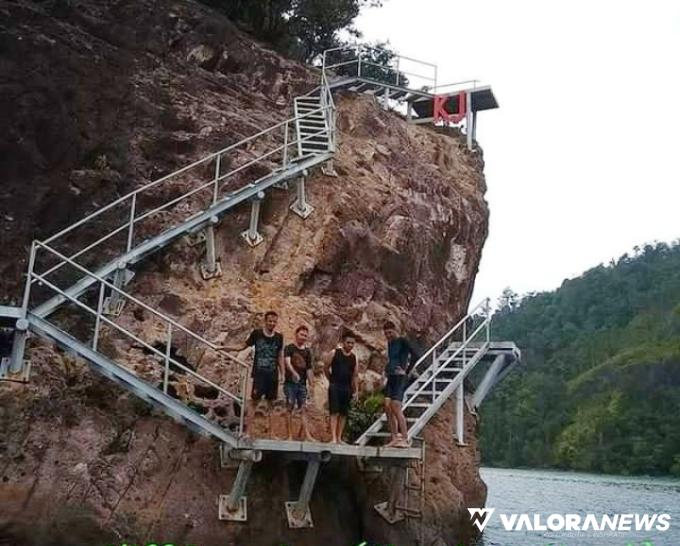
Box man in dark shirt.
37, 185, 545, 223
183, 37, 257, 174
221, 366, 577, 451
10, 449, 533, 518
324, 331, 358, 444
383, 320, 417, 448
283, 325, 315, 442
222, 310, 284, 437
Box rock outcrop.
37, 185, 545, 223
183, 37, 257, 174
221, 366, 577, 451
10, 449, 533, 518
0, 1, 490, 545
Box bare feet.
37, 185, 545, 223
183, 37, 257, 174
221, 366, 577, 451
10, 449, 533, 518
384, 435, 402, 448
396, 437, 411, 448
304, 434, 316, 443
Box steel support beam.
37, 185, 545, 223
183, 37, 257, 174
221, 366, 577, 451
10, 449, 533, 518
0, 318, 30, 381
103, 261, 131, 316
200, 216, 222, 279
219, 460, 254, 522
290, 176, 314, 219
471, 354, 506, 408
374, 463, 407, 524
383, 86, 390, 110
321, 159, 338, 177
285, 458, 321, 528
241, 192, 265, 247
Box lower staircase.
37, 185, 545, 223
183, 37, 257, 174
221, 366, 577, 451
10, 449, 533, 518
357, 300, 501, 447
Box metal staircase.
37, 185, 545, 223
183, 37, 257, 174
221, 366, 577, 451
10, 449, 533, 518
0, 44, 515, 528
357, 299, 497, 447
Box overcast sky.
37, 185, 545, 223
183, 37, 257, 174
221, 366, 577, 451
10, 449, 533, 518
355, 0, 680, 304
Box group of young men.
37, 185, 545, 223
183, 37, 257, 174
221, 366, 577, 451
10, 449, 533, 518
220, 311, 418, 448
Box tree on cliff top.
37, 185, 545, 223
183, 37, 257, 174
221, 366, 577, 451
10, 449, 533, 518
203, 0, 383, 61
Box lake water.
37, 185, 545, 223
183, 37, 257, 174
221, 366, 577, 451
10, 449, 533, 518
476, 467, 680, 546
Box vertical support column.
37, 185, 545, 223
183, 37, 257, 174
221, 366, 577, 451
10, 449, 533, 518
201, 216, 222, 279
285, 459, 321, 528
103, 261, 129, 316
290, 173, 314, 219
472, 110, 478, 143
374, 464, 407, 524
466, 91, 474, 151
219, 460, 254, 522
241, 191, 265, 247
2, 242, 37, 380
8, 318, 29, 377
455, 382, 466, 445
406, 101, 413, 123
383, 86, 390, 111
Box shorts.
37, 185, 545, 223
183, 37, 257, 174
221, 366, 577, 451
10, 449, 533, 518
284, 381, 307, 410
383, 374, 407, 402
329, 384, 352, 416
251, 370, 278, 401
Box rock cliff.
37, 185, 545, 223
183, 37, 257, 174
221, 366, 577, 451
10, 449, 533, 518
0, 1, 490, 545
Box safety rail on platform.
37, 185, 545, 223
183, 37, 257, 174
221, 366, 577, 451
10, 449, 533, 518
27, 240, 249, 436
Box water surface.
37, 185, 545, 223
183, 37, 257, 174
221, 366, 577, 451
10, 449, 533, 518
476, 467, 680, 546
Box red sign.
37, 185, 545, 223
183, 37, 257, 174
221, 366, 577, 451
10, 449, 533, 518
433, 91, 467, 124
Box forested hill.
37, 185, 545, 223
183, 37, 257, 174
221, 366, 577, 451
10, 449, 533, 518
480, 241, 680, 476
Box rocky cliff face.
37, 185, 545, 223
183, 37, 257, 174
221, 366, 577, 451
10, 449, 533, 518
0, 1, 490, 545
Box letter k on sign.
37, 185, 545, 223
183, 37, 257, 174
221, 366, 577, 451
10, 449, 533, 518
433, 92, 467, 124
468, 508, 495, 531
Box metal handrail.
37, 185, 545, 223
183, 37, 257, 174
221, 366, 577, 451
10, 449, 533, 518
33, 241, 248, 369
433, 80, 482, 94
402, 316, 490, 410
354, 299, 491, 446
410, 298, 490, 376
322, 45, 437, 89
35, 105, 334, 282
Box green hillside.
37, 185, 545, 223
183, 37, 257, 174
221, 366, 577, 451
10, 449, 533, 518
480, 241, 680, 476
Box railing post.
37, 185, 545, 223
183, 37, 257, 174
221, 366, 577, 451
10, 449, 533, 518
357, 45, 362, 78
213, 154, 221, 204
282, 121, 289, 168
92, 280, 106, 351
20, 241, 37, 315
126, 194, 136, 252
395, 56, 400, 85
238, 366, 247, 437
163, 323, 172, 394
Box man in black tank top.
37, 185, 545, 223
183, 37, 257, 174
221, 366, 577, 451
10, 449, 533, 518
324, 332, 358, 443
